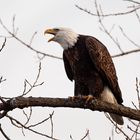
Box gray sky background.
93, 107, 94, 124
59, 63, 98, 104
0, 0, 140, 140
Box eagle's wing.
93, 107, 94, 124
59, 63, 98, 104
63, 52, 73, 81
86, 37, 123, 104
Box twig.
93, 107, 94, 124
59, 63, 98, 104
127, 123, 140, 136
70, 135, 74, 140
0, 18, 62, 60
135, 123, 140, 139
136, 77, 140, 109
131, 101, 138, 110
6, 114, 59, 140
75, 2, 140, 17
49, 111, 54, 138
124, 0, 140, 5
127, 118, 140, 139
94, 0, 124, 53
80, 129, 89, 140
23, 107, 33, 126
0, 76, 6, 83
119, 26, 140, 48
21, 62, 44, 96
76, 0, 140, 58
0, 17, 140, 59
105, 113, 131, 140
110, 125, 114, 140
29, 31, 37, 46
12, 15, 18, 36
28, 111, 54, 128
0, 38, 6, 52
134, 5, 140, 23
0, 124, 11, 140
128, 118, 139, 127
112, 48, 140, 58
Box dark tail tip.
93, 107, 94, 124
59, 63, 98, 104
109, 113, 124, 125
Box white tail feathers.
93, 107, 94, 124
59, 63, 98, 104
100, 87, 124, 125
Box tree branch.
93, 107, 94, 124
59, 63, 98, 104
112, 48, 140, 58
0, 38, 6, 52
0, 18, 62, 60
1, 97, 140, 122
0, 124, 10, 140
75, 1, 140, 17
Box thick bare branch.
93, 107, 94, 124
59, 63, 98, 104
1, 97, 140, 122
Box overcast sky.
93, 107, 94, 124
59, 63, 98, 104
0, 0, 140, 140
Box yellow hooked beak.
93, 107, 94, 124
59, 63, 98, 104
44, 29, 57, 42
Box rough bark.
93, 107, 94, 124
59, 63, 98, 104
0, 96, 140, 121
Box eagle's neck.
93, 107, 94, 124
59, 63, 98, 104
59, 32, 79, 50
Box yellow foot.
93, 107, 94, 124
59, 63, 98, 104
68, 95, 94, 103
82, 95, 94, 103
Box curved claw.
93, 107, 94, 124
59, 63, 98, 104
68, 95, 95, 103
82, 95, 95, 103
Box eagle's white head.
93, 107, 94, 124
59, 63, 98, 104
44, 27, 79, 50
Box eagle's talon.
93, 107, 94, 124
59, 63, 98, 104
82, 95, 95, 103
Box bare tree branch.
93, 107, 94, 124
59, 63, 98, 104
75, 1, 140, 17
70, 135, 74, 140
0, 76, 6, 83
1, 17, 140, 60
6, 114, 59, 140
21, 62, 44, 97
29, 31, 37, 46
49, 111, 54, 138
0, 124, 10, 140
28, 111, 53, 128
12, 15, 18, 36
0, 38, 6, 52
75, 0, 140, 59
124, 0, 140, 5
112, 48, 140, 58
119, 26, 140, 48
23, 107, 33, 126
0, 18, 62, 60
136, 77, 140, 109
0, 97, 140, 122
80, 129, 89, 140
94, 0, 124, 54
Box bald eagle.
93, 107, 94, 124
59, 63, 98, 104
44, 27, 124, 125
